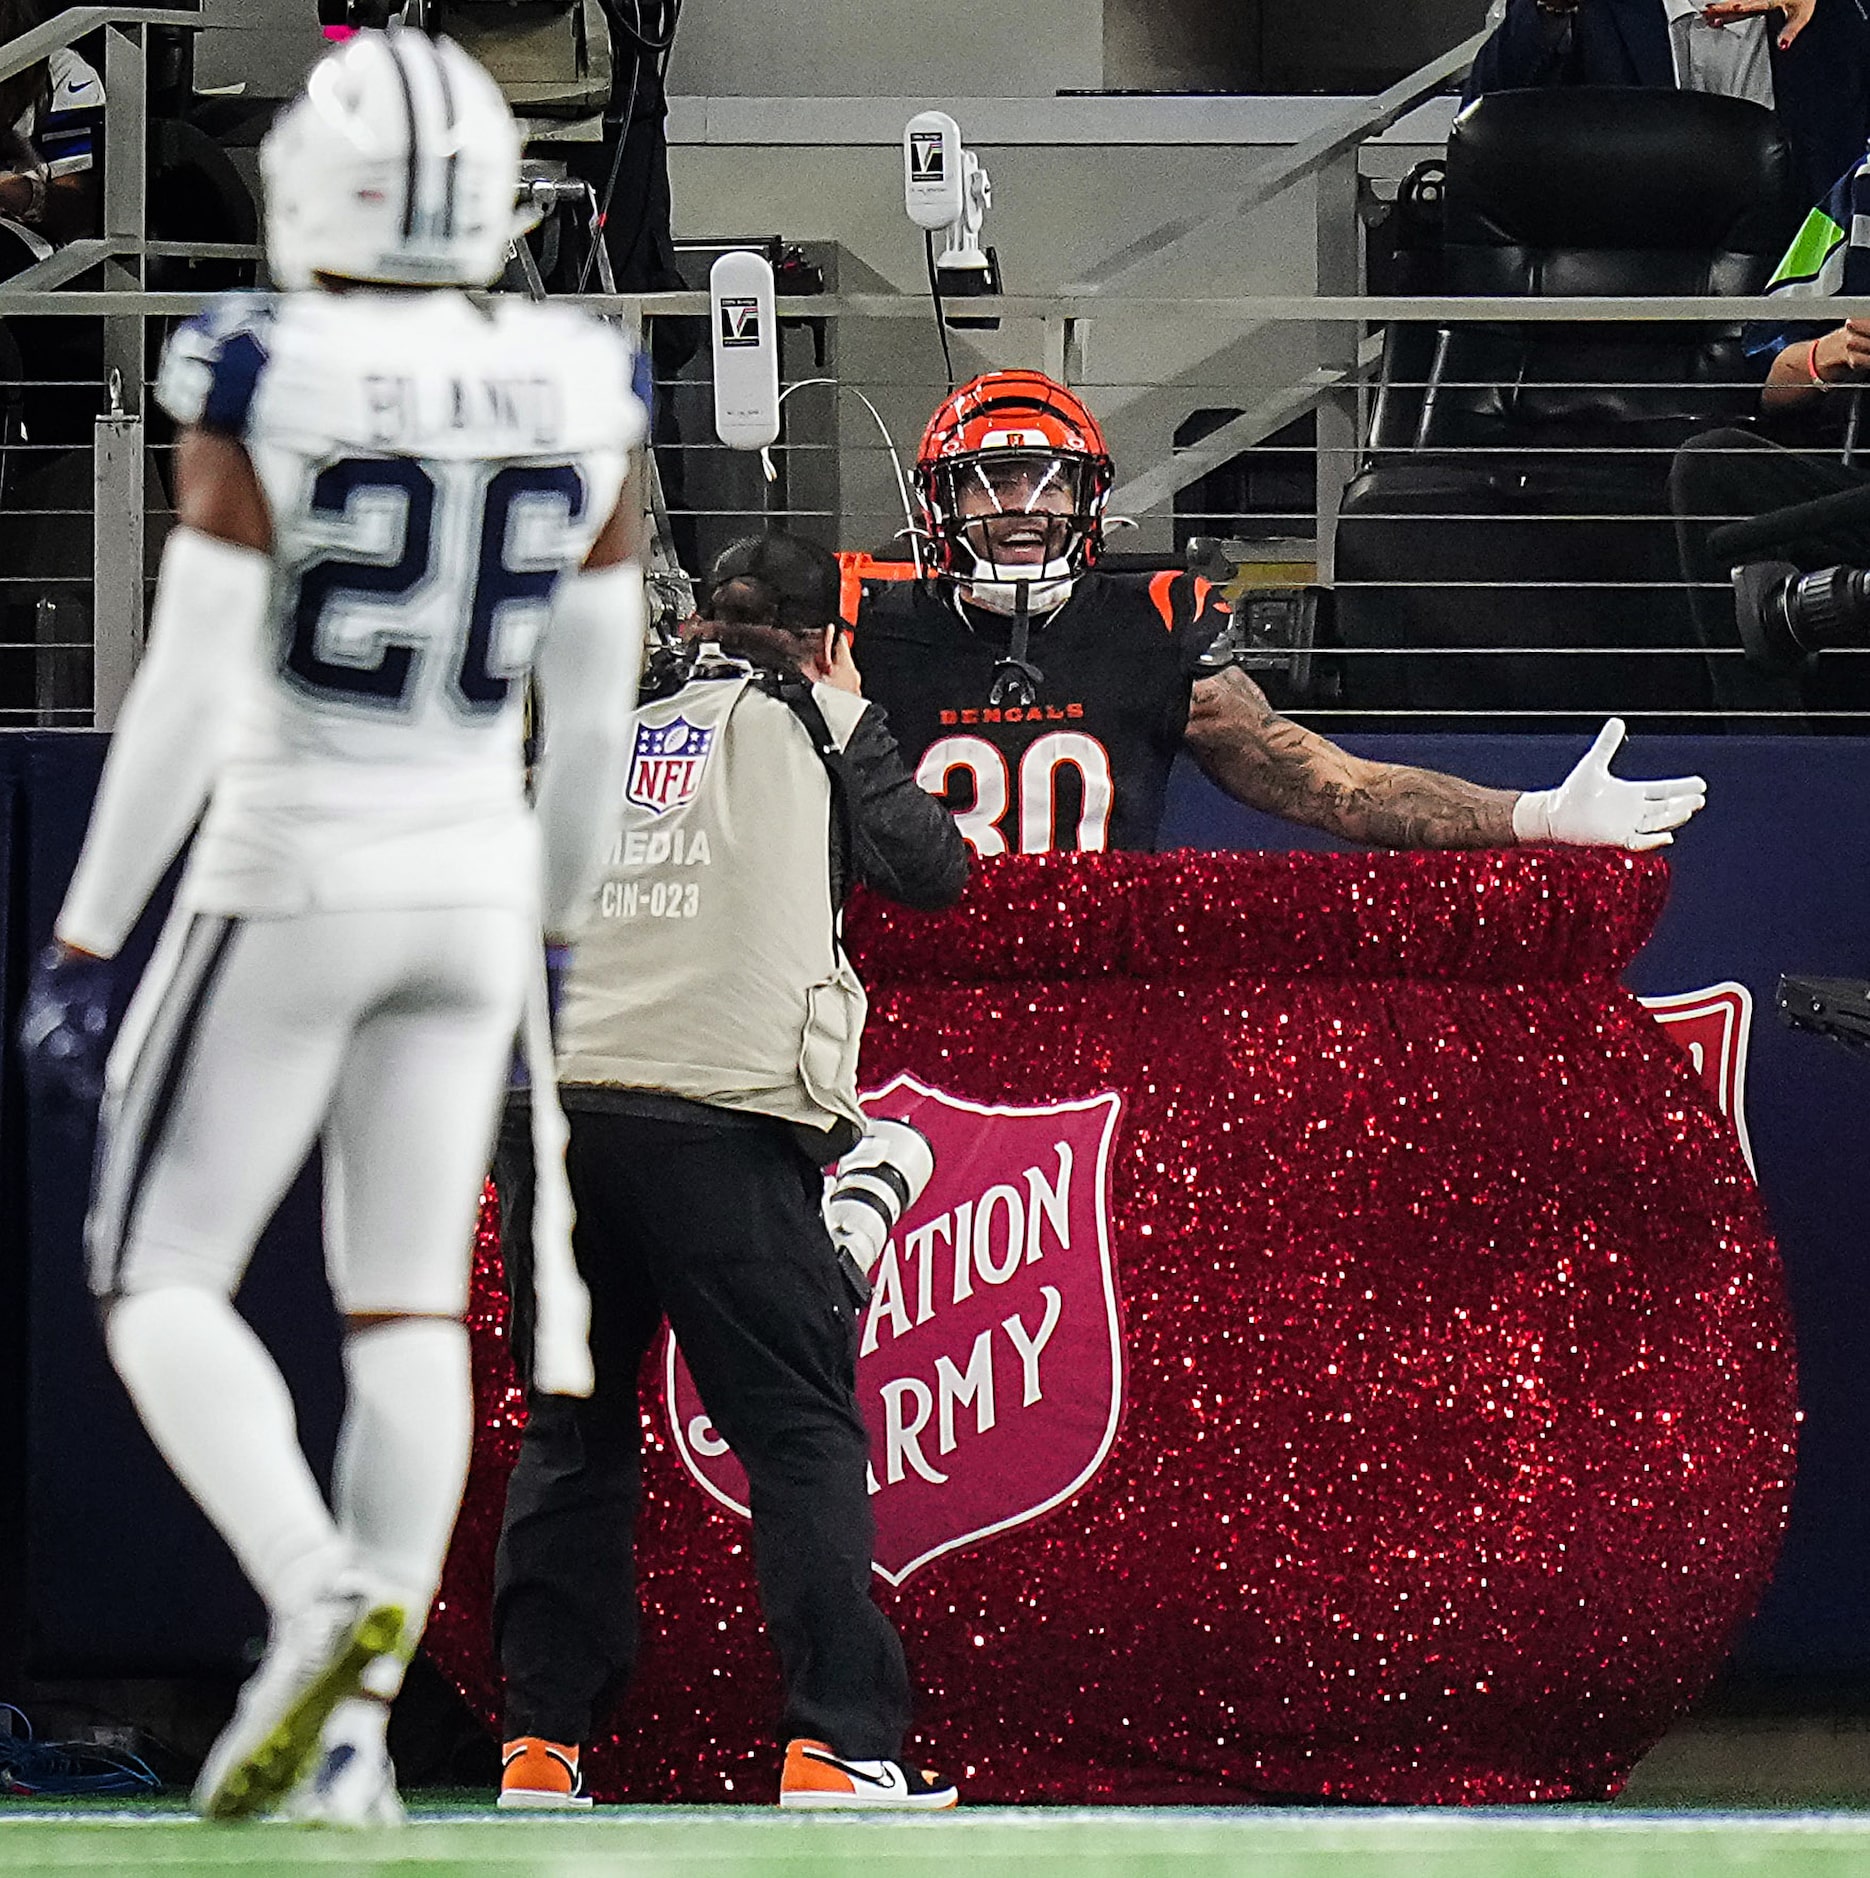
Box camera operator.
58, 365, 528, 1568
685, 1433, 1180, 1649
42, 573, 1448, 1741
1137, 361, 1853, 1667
1670, 155, 1870, 717
493, 532, 968, 1812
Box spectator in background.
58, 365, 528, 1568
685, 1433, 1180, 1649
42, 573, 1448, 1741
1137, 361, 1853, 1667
1670, 155, 1870, 716
0, 0, 103, 261
1465, 0, 1870, 206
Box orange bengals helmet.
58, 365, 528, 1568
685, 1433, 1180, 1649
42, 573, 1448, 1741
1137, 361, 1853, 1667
914, 370, 1115, 612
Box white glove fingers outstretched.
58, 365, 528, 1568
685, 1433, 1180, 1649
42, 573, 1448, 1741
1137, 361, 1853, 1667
1582, 717, 1627, 774
1518, 719, 1708, 850
1636, 795, 1703, 834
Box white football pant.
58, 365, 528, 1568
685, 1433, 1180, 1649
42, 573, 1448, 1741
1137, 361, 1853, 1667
90, 903, 529, 1313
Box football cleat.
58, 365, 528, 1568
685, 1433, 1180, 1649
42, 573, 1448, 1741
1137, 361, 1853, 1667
277, 1736, 405, 1829
193, 1588, 407, 1822
498, 1736, 593, 1810
778, 1738, 958, 1811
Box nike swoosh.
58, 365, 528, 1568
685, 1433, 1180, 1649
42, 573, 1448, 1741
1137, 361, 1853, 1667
801, 1750, 904, 1792
315, 1744, 356, 1794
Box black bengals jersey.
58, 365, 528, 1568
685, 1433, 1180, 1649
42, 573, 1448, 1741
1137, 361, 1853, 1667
853, 570, 1231, 854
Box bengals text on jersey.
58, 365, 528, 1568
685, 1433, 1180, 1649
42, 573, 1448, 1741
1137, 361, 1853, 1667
853, 569, 1232, 855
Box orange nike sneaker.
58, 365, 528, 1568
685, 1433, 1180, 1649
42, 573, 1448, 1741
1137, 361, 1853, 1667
498, 1736, 593, 1810
779, 1737, 958, 1810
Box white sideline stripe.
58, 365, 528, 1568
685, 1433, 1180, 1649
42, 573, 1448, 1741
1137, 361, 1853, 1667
7, 1806, 1870, 1832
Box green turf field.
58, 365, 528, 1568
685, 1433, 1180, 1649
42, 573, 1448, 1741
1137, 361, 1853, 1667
8, 1806, 1870, 1877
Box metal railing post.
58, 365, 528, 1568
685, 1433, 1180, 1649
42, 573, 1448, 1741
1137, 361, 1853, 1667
1041, 314, 1084, 389
93, 378, 144, 729
1313, 147, 1362, 589
100, 18, 147, 414
96, 18, 148, 727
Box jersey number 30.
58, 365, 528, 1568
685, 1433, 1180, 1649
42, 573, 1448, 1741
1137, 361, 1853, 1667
918, 732, 1115, 854
285, 457, 587, 716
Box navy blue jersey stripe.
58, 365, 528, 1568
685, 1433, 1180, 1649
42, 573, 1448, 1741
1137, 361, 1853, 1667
112, 919, 239, 1291
199, 328, 269, 437
631, 342, 654, 425
94, 917, 239, 1296
385, 34, 421, 241
429, 37, 458, 242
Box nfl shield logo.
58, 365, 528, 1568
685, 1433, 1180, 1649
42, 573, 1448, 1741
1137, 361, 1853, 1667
1639, 981, 1756, 1176
626, 716, 716, 818
667, 1076, 1128, 1583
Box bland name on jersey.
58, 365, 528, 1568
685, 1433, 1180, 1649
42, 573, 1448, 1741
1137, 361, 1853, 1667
361, 372, 568, 451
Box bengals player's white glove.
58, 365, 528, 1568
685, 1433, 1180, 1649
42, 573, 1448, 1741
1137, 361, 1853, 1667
1512, 718, 1706, 852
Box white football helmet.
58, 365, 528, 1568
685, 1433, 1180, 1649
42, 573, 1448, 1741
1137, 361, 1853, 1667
260, 30, 524, 291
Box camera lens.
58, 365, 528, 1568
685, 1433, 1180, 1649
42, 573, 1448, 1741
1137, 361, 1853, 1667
1733, 560, 1805, 670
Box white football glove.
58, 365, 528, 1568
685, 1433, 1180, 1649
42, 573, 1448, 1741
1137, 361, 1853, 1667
1511, 719, 1707, 852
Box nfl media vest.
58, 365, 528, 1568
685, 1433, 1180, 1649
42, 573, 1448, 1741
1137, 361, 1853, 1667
555, 667, 871, 1140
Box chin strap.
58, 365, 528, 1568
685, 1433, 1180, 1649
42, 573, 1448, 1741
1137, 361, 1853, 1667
959, 570, 1075, 617
988, 581, 1047, 707
954, 538, 1077, 622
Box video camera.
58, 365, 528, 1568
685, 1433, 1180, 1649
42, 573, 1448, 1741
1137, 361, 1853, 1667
1734, 561, 1870, 671
1719, 483, 1870, 672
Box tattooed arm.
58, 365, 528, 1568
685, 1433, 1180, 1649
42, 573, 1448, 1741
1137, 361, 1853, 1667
1182, 667, 1519, 849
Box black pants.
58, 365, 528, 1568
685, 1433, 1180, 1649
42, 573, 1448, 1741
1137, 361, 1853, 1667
1670, 426, 1870, 719
492, 1103, 910, 1759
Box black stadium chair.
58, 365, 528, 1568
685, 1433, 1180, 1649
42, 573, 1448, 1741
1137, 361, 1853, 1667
1332, 87, 1800, 725
146, 115, 260, 295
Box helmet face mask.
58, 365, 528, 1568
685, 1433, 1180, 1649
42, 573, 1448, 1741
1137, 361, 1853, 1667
261, 30, 523, 293
915, 373, 1114, 617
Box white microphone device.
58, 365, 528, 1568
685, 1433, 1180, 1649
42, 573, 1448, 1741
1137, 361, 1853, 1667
905, 110, 964, 229
903, 108, 1001, 328
710, 249, 780, 451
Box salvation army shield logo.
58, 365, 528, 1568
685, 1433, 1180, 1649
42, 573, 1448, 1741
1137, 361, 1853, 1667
666, 1076, 1127, 1584
626, 716, 715, 817
1639, 982, 1756, 1176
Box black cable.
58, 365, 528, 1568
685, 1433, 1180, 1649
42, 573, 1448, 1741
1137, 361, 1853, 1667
574, 50, 642, 294
575, 0, 682, 294
607, 0, 681, 54
924, 228, 955, 394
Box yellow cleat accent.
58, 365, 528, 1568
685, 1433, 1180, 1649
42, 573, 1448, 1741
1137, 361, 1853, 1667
202, 1603, 407, 1823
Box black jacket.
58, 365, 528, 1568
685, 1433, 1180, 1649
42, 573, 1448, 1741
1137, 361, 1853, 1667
831, 698, 970, 912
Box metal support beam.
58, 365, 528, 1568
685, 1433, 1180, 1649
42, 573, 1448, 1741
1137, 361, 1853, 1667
102, 19, 146, 427
0, 6, 195, 85
0, 238, 122, 293
1061, 28, 1490, 296
1, 290, 1866, 324
1041, 315, 1084, 388
93, 406, 145, 729
1312, 149, 1362, 588
1107, 336, 1383, 518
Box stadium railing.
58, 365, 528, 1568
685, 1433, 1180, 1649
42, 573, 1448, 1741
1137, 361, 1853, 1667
0, 13, 1859, 733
